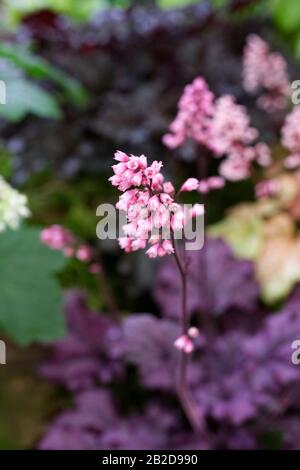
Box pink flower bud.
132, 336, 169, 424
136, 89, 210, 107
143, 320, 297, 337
112, 162, 127, 175
160, 193, 173, 205
146, 243, 160, 258
40, 225, 74, 251
198, 180, 210, 194
76, 245, 92, 262
163, 181, 175, 195
180, 178, 199, 192
127, 159, 139, 170
208, 176, 225, 189
183, 338, 195, 354
161, 239, 174, 255
174, 335, 188, 350
188, 327, 200, 338
174, 335, 194, 354
148, 196, 160, 211
151, 173, 164, 191
114, 150, 129, 162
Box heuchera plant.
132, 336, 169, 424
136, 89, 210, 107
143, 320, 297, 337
40, 35, 300, 449
106, 34, 296, 433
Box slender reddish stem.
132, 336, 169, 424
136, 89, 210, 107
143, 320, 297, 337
171, 233, 202, 433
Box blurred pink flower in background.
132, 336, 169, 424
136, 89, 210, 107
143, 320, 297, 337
282, 106, 300, 169
40, 225, 75, 251
210, 95, 258, 157
163, 77, 214, 149
243, 34, 290, 111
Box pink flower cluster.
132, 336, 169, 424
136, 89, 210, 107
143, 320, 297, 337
209, 95, 270, 181
110, 151, 204, 258
210, 95, 258, 157
281, 107, 300, 169
162, 77, 214, 149
174, 327, 200, 354
243, 34, 290, 111
218, 142, 271, 182
163, 76, 271, 182
41, 225, 75, 255
41, 225, 93, 263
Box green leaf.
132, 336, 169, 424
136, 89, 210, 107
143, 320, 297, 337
2, 0, 107, 25
0, 78, 62, 121
158, 0, 199, 9
209, 212, 263, 260
0, 227, 66, 345
0, 146, 13, 179
0, 44, 87, 107
270, 0, 300, 33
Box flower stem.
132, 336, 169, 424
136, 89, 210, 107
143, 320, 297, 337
171, 233, 202, 433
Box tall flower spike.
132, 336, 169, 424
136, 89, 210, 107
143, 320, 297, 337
209, 95, 271, 181
163, 77, 214, 149
110, 151, 202, 259
243, 34, 290, 112
210, 95, 258, 158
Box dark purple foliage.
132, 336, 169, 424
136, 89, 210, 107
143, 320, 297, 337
2, 5, 282, 184
123, 314, 180, 390
39, 390, 210, 450
194, 306, 300, 425
279, 417, 300, 450
40, 290, 124, 391
154, 238, 259, 319
39, 389, 117, 450
39, 270, 300, 449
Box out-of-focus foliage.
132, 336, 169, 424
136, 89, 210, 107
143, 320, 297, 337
210, 173, 300, 303
0, 59, 61, 121
2, 0, 107, 25
38, 283, 300, 450
0, 145, 13, 179
0, 43, 86, 106
0, 227, 66, 345
210, 203, 265, 260
0, 4, 270, 183
0, 43, 86, 121
0, 341, 60, 449
158, 0, 199, 9
269, 0, 300, 60
154, 238, 259, 318
1, 0, 300, 451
